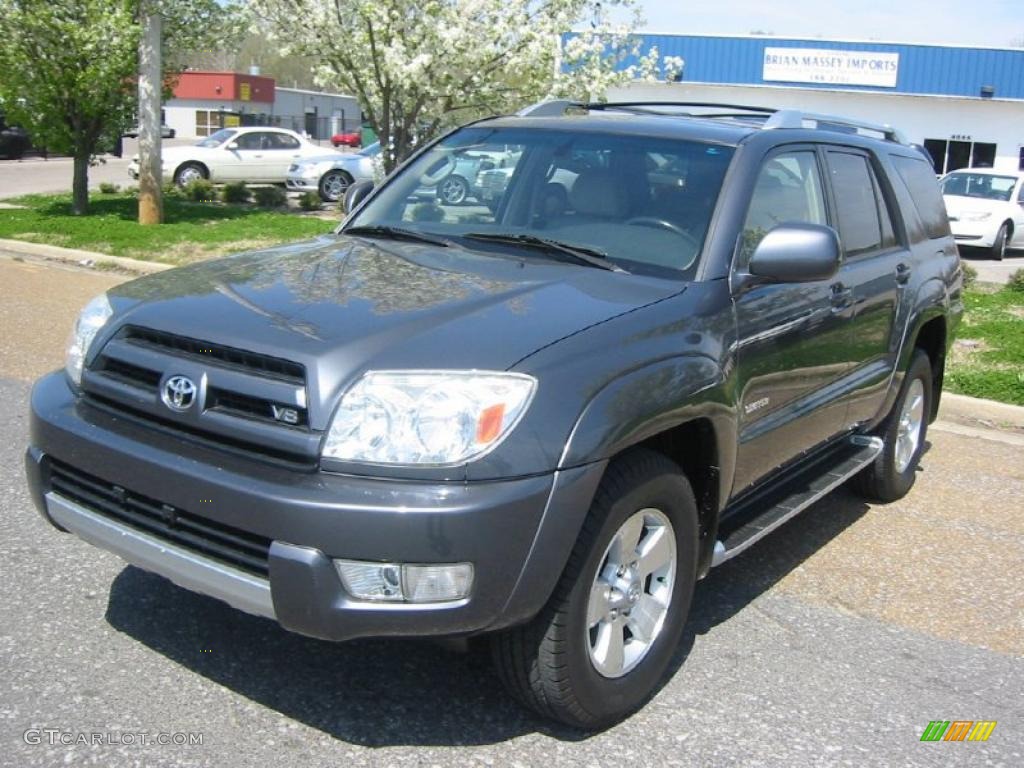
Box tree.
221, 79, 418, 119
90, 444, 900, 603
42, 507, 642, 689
251, 0, 676, 171
0, 1, 139, 215
0, 0, 242, 216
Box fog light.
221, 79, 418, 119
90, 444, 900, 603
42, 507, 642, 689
334, 560, 473, 603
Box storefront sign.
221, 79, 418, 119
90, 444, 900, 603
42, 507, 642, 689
239, 82, 251, 101
763, 47, 899, 88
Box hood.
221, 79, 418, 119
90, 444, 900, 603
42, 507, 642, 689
106, 235, 683, 429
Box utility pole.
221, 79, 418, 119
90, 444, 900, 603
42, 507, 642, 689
138, 1, 163, 225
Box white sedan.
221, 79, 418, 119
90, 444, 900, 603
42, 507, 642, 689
941, 168, 1024, 260
128, 127, 334, 186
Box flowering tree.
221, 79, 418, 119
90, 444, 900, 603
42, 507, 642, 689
251, 0, 677, 171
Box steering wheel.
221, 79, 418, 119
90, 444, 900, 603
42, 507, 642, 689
625, 217, 699, 249
418, 154, 457, 188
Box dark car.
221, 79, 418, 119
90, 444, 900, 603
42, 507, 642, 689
25, 100, 963, 729
0, 112, 31, 159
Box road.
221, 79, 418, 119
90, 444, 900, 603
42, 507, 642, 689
1, 256, 1022, 767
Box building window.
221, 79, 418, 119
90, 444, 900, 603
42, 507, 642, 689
195, 110, 215, 137
923, 138, 997, 174
1019, 147, 1024, 172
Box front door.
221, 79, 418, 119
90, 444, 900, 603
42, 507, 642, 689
731, 147, 853, 493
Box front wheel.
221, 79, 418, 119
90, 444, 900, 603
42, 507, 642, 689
491, 448, 698, 729
318, 170, 352, 202
174, 162, 207, 187
437, 175, 469, 206
991, 223, 1009, 261
852, 349, 932, 502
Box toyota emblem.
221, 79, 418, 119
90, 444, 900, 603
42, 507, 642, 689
162, 375, 197, 411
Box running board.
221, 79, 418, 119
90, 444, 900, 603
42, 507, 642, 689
711, 435, 883, 567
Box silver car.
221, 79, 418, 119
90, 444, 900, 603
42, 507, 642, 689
287, 142, 380, 202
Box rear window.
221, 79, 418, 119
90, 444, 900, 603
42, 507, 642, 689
891, 155, 950, 240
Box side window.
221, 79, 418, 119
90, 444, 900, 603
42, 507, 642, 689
266, 133, 300, 150
233, 132, 263, 150
1018, 182, 1024, 204
740, 150, 827, 263
826, 150, 891, 257
891, 155, 951, 240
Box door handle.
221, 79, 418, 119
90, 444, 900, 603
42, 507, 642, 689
896, 263, 911, 285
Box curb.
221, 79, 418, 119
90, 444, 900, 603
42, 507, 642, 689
938, 392, 1024, 430
0, 238, 171, 274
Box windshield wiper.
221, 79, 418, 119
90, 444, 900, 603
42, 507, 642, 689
463, 232, 626, 273
344, 225, 451, 247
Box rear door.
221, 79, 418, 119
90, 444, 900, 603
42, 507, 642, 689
260, 132, 305, 181
822, 147, 906, 427
731, 146, 854, 493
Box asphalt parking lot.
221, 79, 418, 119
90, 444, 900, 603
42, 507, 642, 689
0, 255, 1021, 767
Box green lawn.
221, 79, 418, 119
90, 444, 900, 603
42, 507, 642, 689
0, 193, 336, 264
947, 286, 1024, 405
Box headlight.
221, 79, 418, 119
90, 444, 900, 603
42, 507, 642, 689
961, 211, 992, 221
322, 371, 536, 465
65, 293, 113, 386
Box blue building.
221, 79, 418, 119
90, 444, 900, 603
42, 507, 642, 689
607, 34, 1024, 173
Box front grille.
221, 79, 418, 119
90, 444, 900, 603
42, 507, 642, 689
83, 326, 316, 465
49, 460, 271, 577
122, 326, 305, 384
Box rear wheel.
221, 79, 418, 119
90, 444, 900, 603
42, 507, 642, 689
991, 223, 1009, 261
174, 162, 207, 186
491, 448, 698, 729
852, 349, 932, 502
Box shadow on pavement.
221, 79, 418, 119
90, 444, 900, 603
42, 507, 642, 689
104, 475, 890, 745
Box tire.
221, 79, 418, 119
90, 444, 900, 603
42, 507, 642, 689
174, 162, 207, 187
852, 349, 932, 502
437, 174, 469, 205
318, 170, 352, 202
991, 223, 1009, 261
491, 448, 698, 729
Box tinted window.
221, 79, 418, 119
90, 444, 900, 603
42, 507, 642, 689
740, 150, 827, 263
827, 151, 884, 256
892, 155, 951, 240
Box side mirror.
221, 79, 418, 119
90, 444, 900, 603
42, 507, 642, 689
343, 180, 374, 214
226, 142, 239, 150
747, 223, 841, 283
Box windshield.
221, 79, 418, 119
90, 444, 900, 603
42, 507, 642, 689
941, 172, 1017, 202
196, 129, 237, 149
344, 127, 734, 277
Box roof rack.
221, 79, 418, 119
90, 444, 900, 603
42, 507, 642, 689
513, 100, 908, 144
764, 109, 908, 143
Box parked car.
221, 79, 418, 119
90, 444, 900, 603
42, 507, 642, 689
123, 124, 176, 139
424, 150, 513, 205
287, 142, 380, 202
941, 168, 1024, 260
128, 127, 332, 185
27, 100, 962, 730
0, 112, 31, 160
330, 131, 362, 148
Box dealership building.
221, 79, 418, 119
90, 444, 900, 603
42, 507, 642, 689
162, 71, 361, 141
608, 34, 1024, 174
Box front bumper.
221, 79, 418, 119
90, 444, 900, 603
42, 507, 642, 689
286, 177, 318, 193
26, 372, 604, 641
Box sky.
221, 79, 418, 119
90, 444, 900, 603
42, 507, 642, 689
636, 0, 1024, 48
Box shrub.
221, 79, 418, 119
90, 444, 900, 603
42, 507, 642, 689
162, 180, 183, 199
253, 185, 288, 209
98, 182, 119, 195
221, 181, 251, 204
1008, 268, 1024, 293
297, 191, 321, 211
961, 262, 977, 288
182, 178, 215, 202
409, 202, 445, 222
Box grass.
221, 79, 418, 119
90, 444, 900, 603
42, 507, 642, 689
0, 192, 336, 265
947, 286, 1024, 405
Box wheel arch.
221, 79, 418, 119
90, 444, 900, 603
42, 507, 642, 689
911, 314, 947, 423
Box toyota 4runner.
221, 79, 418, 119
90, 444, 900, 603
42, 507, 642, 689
25, 101, 963, 728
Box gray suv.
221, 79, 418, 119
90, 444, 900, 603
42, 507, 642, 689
25, 101, 963, 728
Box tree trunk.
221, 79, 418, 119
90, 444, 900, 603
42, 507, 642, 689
71, 153, 89, 215
137, 5, 163, 225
